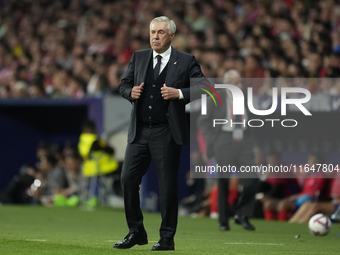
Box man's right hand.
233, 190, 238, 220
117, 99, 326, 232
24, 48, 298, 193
130, 82, 144, 100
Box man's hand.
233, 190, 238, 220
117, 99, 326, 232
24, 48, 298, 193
161, 84, 179, 100
130, 82, 144, 100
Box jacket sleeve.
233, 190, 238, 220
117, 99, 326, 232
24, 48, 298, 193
197, 96, 217, 158
181, 55, 206, 105
118, 52, 136, 103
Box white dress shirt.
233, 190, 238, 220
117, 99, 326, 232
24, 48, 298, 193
222, 90, 247, 131
153, 46, 171, 73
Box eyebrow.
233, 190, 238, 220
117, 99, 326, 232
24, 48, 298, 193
151, 29, 166, 33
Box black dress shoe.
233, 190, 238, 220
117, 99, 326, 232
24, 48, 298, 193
219, 224, 230, 231
234, 215, 255, 231
151, 238, 174, 251
113, 232, 148, 249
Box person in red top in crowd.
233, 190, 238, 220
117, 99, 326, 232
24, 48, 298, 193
275, 153, 327, 221
242, 54, 265, 95
289, 173, 340, 223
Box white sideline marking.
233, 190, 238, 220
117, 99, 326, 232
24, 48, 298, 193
105, 240, 158, 243
26, 239, 46, 242
225, 242, 284, 246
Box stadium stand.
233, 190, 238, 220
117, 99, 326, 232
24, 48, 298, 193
1, 0, 340, 98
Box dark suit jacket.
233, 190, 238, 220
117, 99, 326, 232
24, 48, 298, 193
119, 46, 205, 145
197, 90, 252, 158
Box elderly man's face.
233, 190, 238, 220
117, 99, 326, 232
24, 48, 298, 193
229, 73, 243, 89
150, 22, 174, 54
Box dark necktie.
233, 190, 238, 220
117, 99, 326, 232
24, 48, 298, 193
234, 114, 242, 128
233, 114, 244, 141
154, 55, 162, 80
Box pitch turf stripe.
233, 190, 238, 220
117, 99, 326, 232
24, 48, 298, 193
25, 239, 47, 242
225, 242, 285, 246
105, 240, 158, 243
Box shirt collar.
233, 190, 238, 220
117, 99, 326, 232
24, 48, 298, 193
153, 46, 172, 59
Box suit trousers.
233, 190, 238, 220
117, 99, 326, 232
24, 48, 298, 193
214, 131, 258, 226
121, 123, 182, 238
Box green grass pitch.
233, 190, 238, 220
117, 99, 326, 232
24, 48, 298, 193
0, 206, 339, 254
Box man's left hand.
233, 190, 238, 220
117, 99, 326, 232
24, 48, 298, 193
161, 84, 179, 100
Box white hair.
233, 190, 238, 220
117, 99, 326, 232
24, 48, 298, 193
223, 70, 240, 83
150, 16, 176, 34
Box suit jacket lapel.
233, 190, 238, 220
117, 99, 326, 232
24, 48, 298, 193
141, 49, 153, 82
219, 91, 227, 119
165, 46, 179, 86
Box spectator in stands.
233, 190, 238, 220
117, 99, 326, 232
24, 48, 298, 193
32, 154, 68, 205
12, 81, 28, 98
36, 140, 49, 160
63, 141, 78, 158
306, 51, 323, 78
0, 85, 10, 98
28, 83, 46, 98
49, 143, 65, 168
60, 152, 85, 199
0, 164, 37, 204
243, 54, 265, 94
185, 3, 209, 32
107, 63, 123, 95
65, 75, 85, 99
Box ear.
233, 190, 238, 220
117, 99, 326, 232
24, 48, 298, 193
170, 33, 175, 41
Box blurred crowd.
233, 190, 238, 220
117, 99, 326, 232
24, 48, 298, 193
0, 119, 122, 206
1, 0, 340, 99
0, 140, 85, 205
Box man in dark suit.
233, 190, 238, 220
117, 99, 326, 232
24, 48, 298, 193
197, 70, 258, 231
113, 16, 205, 251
